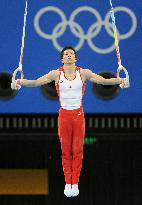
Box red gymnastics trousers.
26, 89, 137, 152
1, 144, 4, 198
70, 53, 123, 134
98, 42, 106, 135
58, 106, 85, 184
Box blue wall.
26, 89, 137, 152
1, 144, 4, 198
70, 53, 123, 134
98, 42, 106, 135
0, 0, 141, 113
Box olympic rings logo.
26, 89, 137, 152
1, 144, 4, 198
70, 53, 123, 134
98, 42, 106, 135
34, 6, 137, 54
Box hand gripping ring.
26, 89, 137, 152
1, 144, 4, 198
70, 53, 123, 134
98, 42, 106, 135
11, 65, 24, 89
117, 65, 130, 88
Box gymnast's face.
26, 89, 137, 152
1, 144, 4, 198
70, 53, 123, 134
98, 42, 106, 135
61, 49, 77, 65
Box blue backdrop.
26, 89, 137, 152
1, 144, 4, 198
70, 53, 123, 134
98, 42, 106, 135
0, 0, 141, 113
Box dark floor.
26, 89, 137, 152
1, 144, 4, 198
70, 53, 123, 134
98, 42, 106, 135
0, 135, 141, 205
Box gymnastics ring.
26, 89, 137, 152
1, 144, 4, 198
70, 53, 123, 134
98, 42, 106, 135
12, 65, 24, 81
117, 66, 130, 88
11, 65, 24, 90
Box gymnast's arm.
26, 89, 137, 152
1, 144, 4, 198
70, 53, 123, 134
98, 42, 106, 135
81, 69, 123, 85
19, 70, 60, 87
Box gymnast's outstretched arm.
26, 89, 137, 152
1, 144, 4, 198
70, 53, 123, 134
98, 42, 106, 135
17, 69, 60, 87
81, 69, 124, 85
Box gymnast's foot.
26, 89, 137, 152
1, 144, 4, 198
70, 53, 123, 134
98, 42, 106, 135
71, 184, 79, 197
64, 184, 72, 197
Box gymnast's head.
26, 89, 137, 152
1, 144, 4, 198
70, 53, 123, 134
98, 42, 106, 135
60, 46, 77, 65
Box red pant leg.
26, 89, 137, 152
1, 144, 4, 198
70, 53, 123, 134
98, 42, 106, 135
72, 109, 85, 184
58, 109, 73, 184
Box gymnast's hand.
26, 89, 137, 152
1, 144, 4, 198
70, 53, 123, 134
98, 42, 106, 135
11, 79, 21, 90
